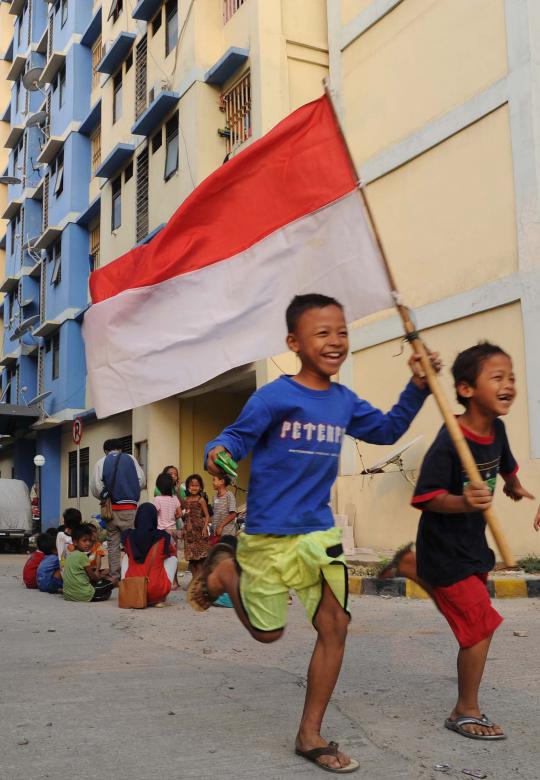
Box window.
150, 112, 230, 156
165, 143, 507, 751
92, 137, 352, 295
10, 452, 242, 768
15, 78, 21, 115
124, 161, 133, 183
92, 37, 102, 90
90, 221, 100, 269
68, 447, 90, 498
152, 9, 162, 35
61, 0, 68, 28
151, 129, 162, 153
165, 0, 178, 58
222, 71, 251, 153
107, 0, 123, 23
164, 111, 178, 180
50, 238, 61, 286
111, 176, 121, 231
125, 51, 133, 73
223, 0, 245, 23
135, 440, 148, 482
53, 151, 64, 196
58, 65, 66, 108
91, 127, 101, 176
113, 69, 122, 124
52, 331, 60, 380
117, 435, 133, 454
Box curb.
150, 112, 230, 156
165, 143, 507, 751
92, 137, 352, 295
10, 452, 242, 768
348, 576, 540, 599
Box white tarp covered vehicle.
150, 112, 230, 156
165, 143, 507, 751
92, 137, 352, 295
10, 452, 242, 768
0, 479, 33, 551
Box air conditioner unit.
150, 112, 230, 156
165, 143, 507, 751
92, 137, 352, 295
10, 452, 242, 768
148, 80, 167, 104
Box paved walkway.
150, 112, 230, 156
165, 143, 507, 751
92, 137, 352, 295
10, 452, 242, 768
1, 555, 538, 780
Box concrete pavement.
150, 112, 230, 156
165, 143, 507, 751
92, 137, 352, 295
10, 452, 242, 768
1, 554, 538, 780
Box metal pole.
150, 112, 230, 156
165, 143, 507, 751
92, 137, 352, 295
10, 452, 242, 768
323, 80, 515, 567
38, 466, 42, 534
76, 442, 80, 511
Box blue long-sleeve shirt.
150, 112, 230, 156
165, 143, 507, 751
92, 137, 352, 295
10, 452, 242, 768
205, 375, 428, 535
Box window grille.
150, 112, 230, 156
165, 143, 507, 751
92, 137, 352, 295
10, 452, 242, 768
53, 151, 64, 196
113, 69, 122, 124
90, 222, 100, 269
111, 176, 121, 231
107, 0, 123, 23
42, 173, 49, 232
223, 0, 244, 23
92, 37, 102, 91
61, 0, 68, 28
37, 344, 45, 394
117, 435, 133, 454
165, 1, 178, 58
91, 127, 101, 176
164, 111, 179, 180
135, 35, 148, 121
136, 146, 149, 243
58, 65, 66, 108
222, 71, 251, 154
39, 260, 46, 323
68, 448, 90, 498
50, 238, 61, 286
47, 11, 54, 60
52, 331, 60, 380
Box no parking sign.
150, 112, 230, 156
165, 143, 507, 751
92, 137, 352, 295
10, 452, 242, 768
72, 417, 83, 445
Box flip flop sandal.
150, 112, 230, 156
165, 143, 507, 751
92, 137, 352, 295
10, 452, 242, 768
295, 742, 360, 774
379, 542, 414, 579
444, 715, 506, 740
187, 541, 236, 613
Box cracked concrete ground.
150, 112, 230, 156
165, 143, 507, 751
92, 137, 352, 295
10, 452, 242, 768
1, 554, 539, 780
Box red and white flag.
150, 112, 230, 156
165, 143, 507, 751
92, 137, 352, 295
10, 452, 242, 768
83, 95, 393, 418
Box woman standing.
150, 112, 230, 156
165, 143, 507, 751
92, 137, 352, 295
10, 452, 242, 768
182, 474, 211, 579
121, 503, 178, 607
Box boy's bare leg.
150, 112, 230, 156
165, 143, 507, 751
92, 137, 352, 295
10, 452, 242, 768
395, 551, 434, 597
206, 559, 283, 643
295, 582, 353, 771
450, 634, 504, 736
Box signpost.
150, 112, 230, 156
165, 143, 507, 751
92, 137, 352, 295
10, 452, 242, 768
72, 418, 83, 510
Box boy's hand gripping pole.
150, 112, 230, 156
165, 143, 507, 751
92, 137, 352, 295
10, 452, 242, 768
324, 80, 515, 568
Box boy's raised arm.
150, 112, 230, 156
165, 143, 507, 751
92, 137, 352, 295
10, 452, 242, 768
204, 394, 272, 471
346, 379, 429, 445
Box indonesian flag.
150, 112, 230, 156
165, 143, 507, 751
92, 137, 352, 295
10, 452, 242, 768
83, 95, 393, 418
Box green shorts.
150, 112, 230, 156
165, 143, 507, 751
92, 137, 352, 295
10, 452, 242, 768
236, 527, 349, 632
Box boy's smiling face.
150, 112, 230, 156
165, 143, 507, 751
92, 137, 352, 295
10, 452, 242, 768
457, 354, 516, 416
287, 305, 349, 380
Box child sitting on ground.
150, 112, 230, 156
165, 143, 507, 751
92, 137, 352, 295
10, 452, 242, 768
383, 342, 534, 741
56, 508, 82, 570
153, 473, 182, 538
189, 293, 439, 773
87, 523, 107, 575
23, 533, 54, 589
36, 535, 63, 594
63, 524, 116, 602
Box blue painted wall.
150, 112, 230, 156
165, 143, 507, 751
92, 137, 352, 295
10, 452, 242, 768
36, 427, 62, 528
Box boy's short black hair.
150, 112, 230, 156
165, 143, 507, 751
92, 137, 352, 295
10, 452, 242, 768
452, 342, 510, 407
156, 472, 174, 496
286, 294, 344, 333
36, 533, 56, 555
46, 527, 59, 538
71, 523, 94, 542
214, 473, 231, 487
103, 438, 122, 453
62, 508, 82, 530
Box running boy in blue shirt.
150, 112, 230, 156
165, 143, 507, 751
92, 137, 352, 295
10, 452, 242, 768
189, 293, 439, 773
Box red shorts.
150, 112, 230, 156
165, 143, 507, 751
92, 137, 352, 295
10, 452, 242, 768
432, 573, 503, 649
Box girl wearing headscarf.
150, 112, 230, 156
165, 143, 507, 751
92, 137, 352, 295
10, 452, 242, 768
121, 503, 178, 606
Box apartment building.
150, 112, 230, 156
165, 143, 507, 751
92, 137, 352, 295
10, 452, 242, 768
0, 0, 539, 557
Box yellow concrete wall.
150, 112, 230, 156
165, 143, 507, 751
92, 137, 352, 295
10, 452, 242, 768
132, 397, 180, 503
179, 390, 252, 498
59, 412, 132, 521
364, 107, 517, 309
337, 303, 540, 559
342, 0, 508, 161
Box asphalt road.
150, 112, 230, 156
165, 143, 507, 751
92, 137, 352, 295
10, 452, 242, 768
1, 554, 538, 780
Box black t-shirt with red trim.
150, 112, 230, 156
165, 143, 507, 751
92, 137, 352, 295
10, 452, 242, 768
412, 418, 517, 587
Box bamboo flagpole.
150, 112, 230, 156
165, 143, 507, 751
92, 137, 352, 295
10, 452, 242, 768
324, 82, 515, 567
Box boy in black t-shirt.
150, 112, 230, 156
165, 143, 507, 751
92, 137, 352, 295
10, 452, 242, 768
383, 343, 534, 741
